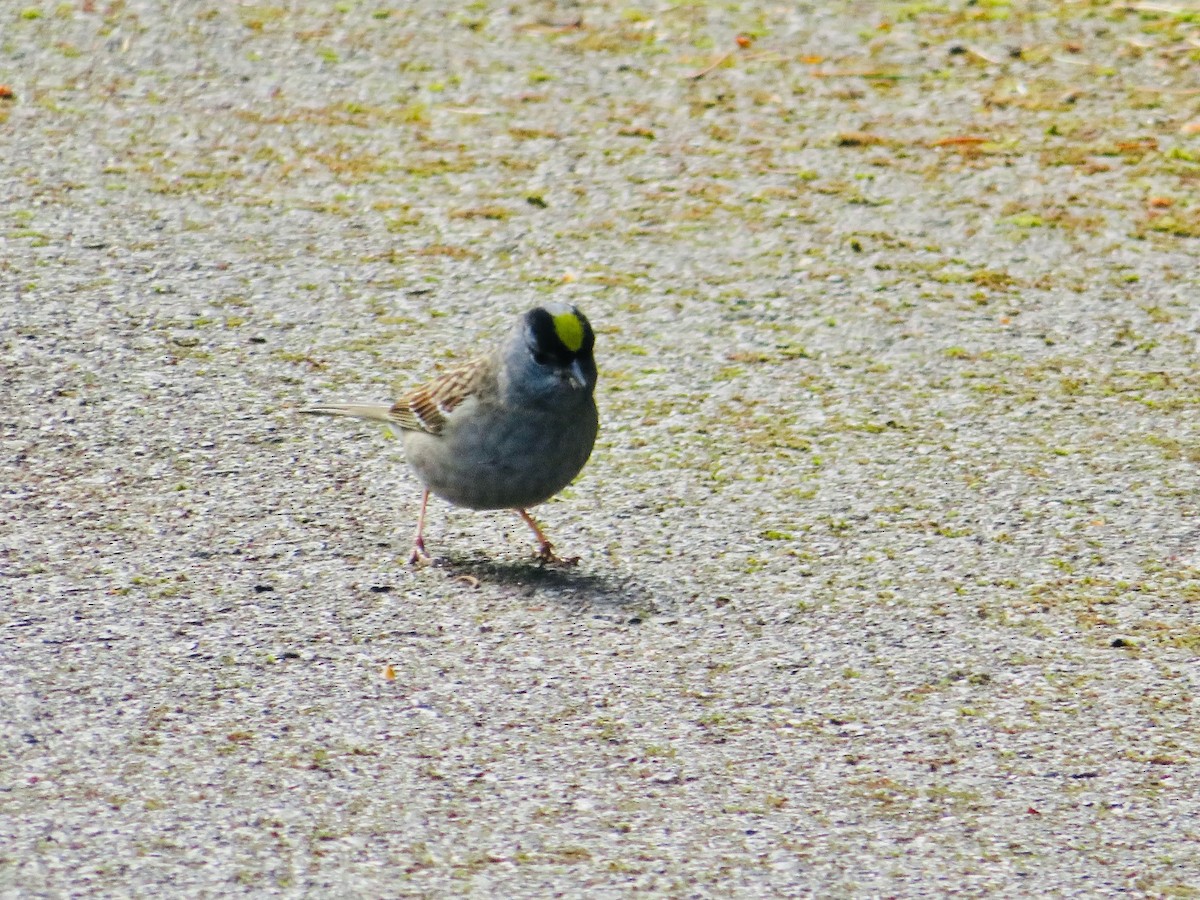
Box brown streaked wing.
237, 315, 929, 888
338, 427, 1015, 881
388, 357, 490, 435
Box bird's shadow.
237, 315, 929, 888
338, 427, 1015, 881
433, 553, 656, 616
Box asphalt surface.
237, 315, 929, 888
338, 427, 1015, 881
3, 1, 1200, 896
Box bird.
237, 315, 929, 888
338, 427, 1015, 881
300, 303, 599, 565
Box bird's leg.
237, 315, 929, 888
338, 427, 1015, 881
408, 488, 432, 565
517, 509, 578, 566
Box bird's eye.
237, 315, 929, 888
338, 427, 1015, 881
532, 350, 550, 366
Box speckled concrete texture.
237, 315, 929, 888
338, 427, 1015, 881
3, 1, 1199, 895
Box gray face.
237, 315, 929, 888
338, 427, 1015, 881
505, 305, 598, 407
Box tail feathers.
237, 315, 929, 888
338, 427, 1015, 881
300, 403, 394, 423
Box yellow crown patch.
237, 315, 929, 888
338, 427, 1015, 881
552, 311, 584, 352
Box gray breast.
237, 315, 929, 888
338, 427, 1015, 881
401, 400, 598, 510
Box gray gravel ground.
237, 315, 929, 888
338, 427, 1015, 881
4, 1, 1200, 896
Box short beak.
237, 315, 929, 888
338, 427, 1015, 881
567, 358, 588, 390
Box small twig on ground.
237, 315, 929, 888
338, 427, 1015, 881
686, 52, 733, 80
